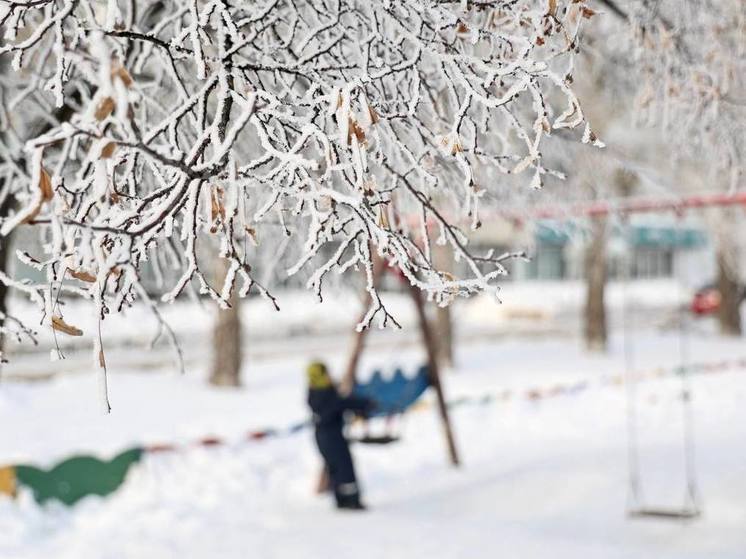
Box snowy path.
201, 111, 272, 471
1, 331, 745, 558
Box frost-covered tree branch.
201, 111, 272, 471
0, 0, 596, 344
614, 0, 745, 187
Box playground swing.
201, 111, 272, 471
619, 217, 701, 520
313, 258, 460, 495
347, 364, 431, 445
337, 257, 460, 465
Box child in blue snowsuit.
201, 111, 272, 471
307, 361, 374, 510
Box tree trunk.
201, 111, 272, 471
209, 260, 242, 387
716, 248, 742, 336
0, 235, 9, 353
0, 236, 9, 376
584, 216, 608, 351
0, 194, 14, 372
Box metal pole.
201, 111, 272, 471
408, 283, 461, 467
622, 218, 642, 511
340, 257, 384, 395
677, 239, 701, 513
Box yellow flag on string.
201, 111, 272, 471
0, 466, 16, 498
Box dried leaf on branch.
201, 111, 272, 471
51, 316, 83, 337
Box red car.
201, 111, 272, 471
691, 283, 746, 316
691, 285, 721, 315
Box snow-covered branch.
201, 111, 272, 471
0, 0, 595, 338
617, 0, 745, 188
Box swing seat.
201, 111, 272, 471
348, 434, 400, 445
353, 365, 431, 417
347, 365, 430, 445
628, 507, 701, 520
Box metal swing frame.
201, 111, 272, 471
339, 257, 460, 464
485, 191, 741, 520
620, 218, 702, 521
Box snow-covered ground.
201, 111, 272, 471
2, 307, 745, 558
1, 279, 689, 381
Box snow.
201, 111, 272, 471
2, 305, 746, 558
1, 278, 690, 362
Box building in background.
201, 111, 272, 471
468, 215, 712, 287
7, 215, 715, 299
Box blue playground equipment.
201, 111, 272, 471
353, 365, 430, 417
346, 365, 431, 444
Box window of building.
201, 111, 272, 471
632, 248, 673, 278
520, 244, 566, 280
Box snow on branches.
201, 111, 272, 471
0, 0, 595, 345
617, 0, 746, 187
